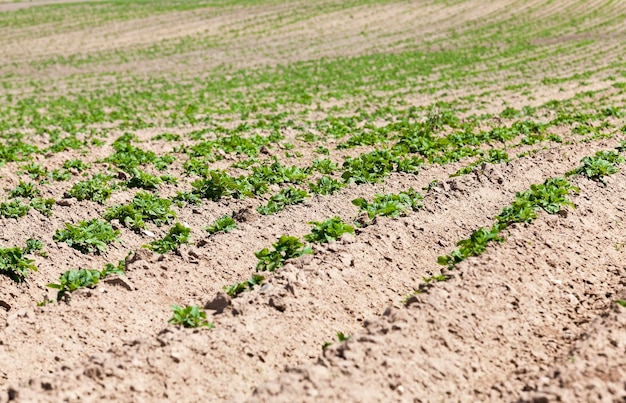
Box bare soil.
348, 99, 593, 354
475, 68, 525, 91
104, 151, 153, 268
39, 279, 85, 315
1, 1, 626, 402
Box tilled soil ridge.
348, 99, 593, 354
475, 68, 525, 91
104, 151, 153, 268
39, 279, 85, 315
250, 171, 626, 401
5, 141, 625, 402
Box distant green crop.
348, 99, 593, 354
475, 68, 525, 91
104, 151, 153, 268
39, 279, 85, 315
126, 168, 164, 190
251, 161, 309, 185
105, 136, 157, 172
19, 163, 48, 181
50, 168, 72, 181
62, 159, 90, 172
125, 168, 177, 190
341, 150, 400, 184
152, 133, 180, 142
53, 219, 119, 254
311, 158, 338, 174
191, 170, 253, 201
171, 191, 202, 207
305, 217, 354, 243
255, 235, 312, 272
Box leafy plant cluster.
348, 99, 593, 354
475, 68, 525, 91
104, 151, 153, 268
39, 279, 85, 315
255, 235, 312, 272
104, 134, 158, 172
145, 222, 190, 254
305, 217, 354, 243
104, 191, 176, 231
53, 219, 120, 254
308, 175, 345, 195
169, 305, 213, 329
47, 260, 125, 301
66, 173, 115, 204
341, 149, 422, 184
0, 199, 30, 218
566, 150, 624, 185
451, 149, 510, 177
9, 181, 40, 199
0, 238, 45, 282
125, 168, 177, 190
205, 215, 237, 235
224, 274, 264, 297
352, 188, 423, 222
257, 187, 308, 215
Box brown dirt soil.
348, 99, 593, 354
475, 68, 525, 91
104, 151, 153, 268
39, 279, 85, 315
251, 170, 626, 402
2, 0, 626, 402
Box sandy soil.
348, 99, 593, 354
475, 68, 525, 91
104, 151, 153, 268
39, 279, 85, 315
1, 0, 626, 402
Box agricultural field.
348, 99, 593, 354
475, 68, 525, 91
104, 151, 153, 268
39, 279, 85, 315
1, 0, 626, 401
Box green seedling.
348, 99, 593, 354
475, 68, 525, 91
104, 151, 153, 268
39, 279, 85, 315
19, 163, 48, 180
205, 215, 237, 235
305, 217, 354, 243
257, 187, 308, 215
30, 197, 55, 217
437, 226, 503, 268
50, 169, 72, 181
423, 274, 449, 284
62, 159, 90, 172
0, 238, 44, 282
47, 269, 102, 301
126, 168, 164, 190
0, 199, 30, 218
309, 176, 345, 195
9, 181, 40, 199
169, 305, 213, 329
250, 161, 309, 185
311, 158, 338, 174
191, 170, 253, 201
154, 155, 176, 171
47, 259, 125, 302
105, 136, 157, 172
152, 133, 180, 142
171, 191, 202, 207
352, 188, 423, 221
255, 235, 312, 272
224, 274, 265, 297
53, 219, 119, 254
145, 222, 190, 254
322, 332, 351, 350
567, 150, 624, 185
104, 191, 176, 231
66, 174, 114, 204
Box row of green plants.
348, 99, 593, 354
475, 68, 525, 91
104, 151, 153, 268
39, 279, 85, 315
224, 188, 423, 297
428, 146, 625, 290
